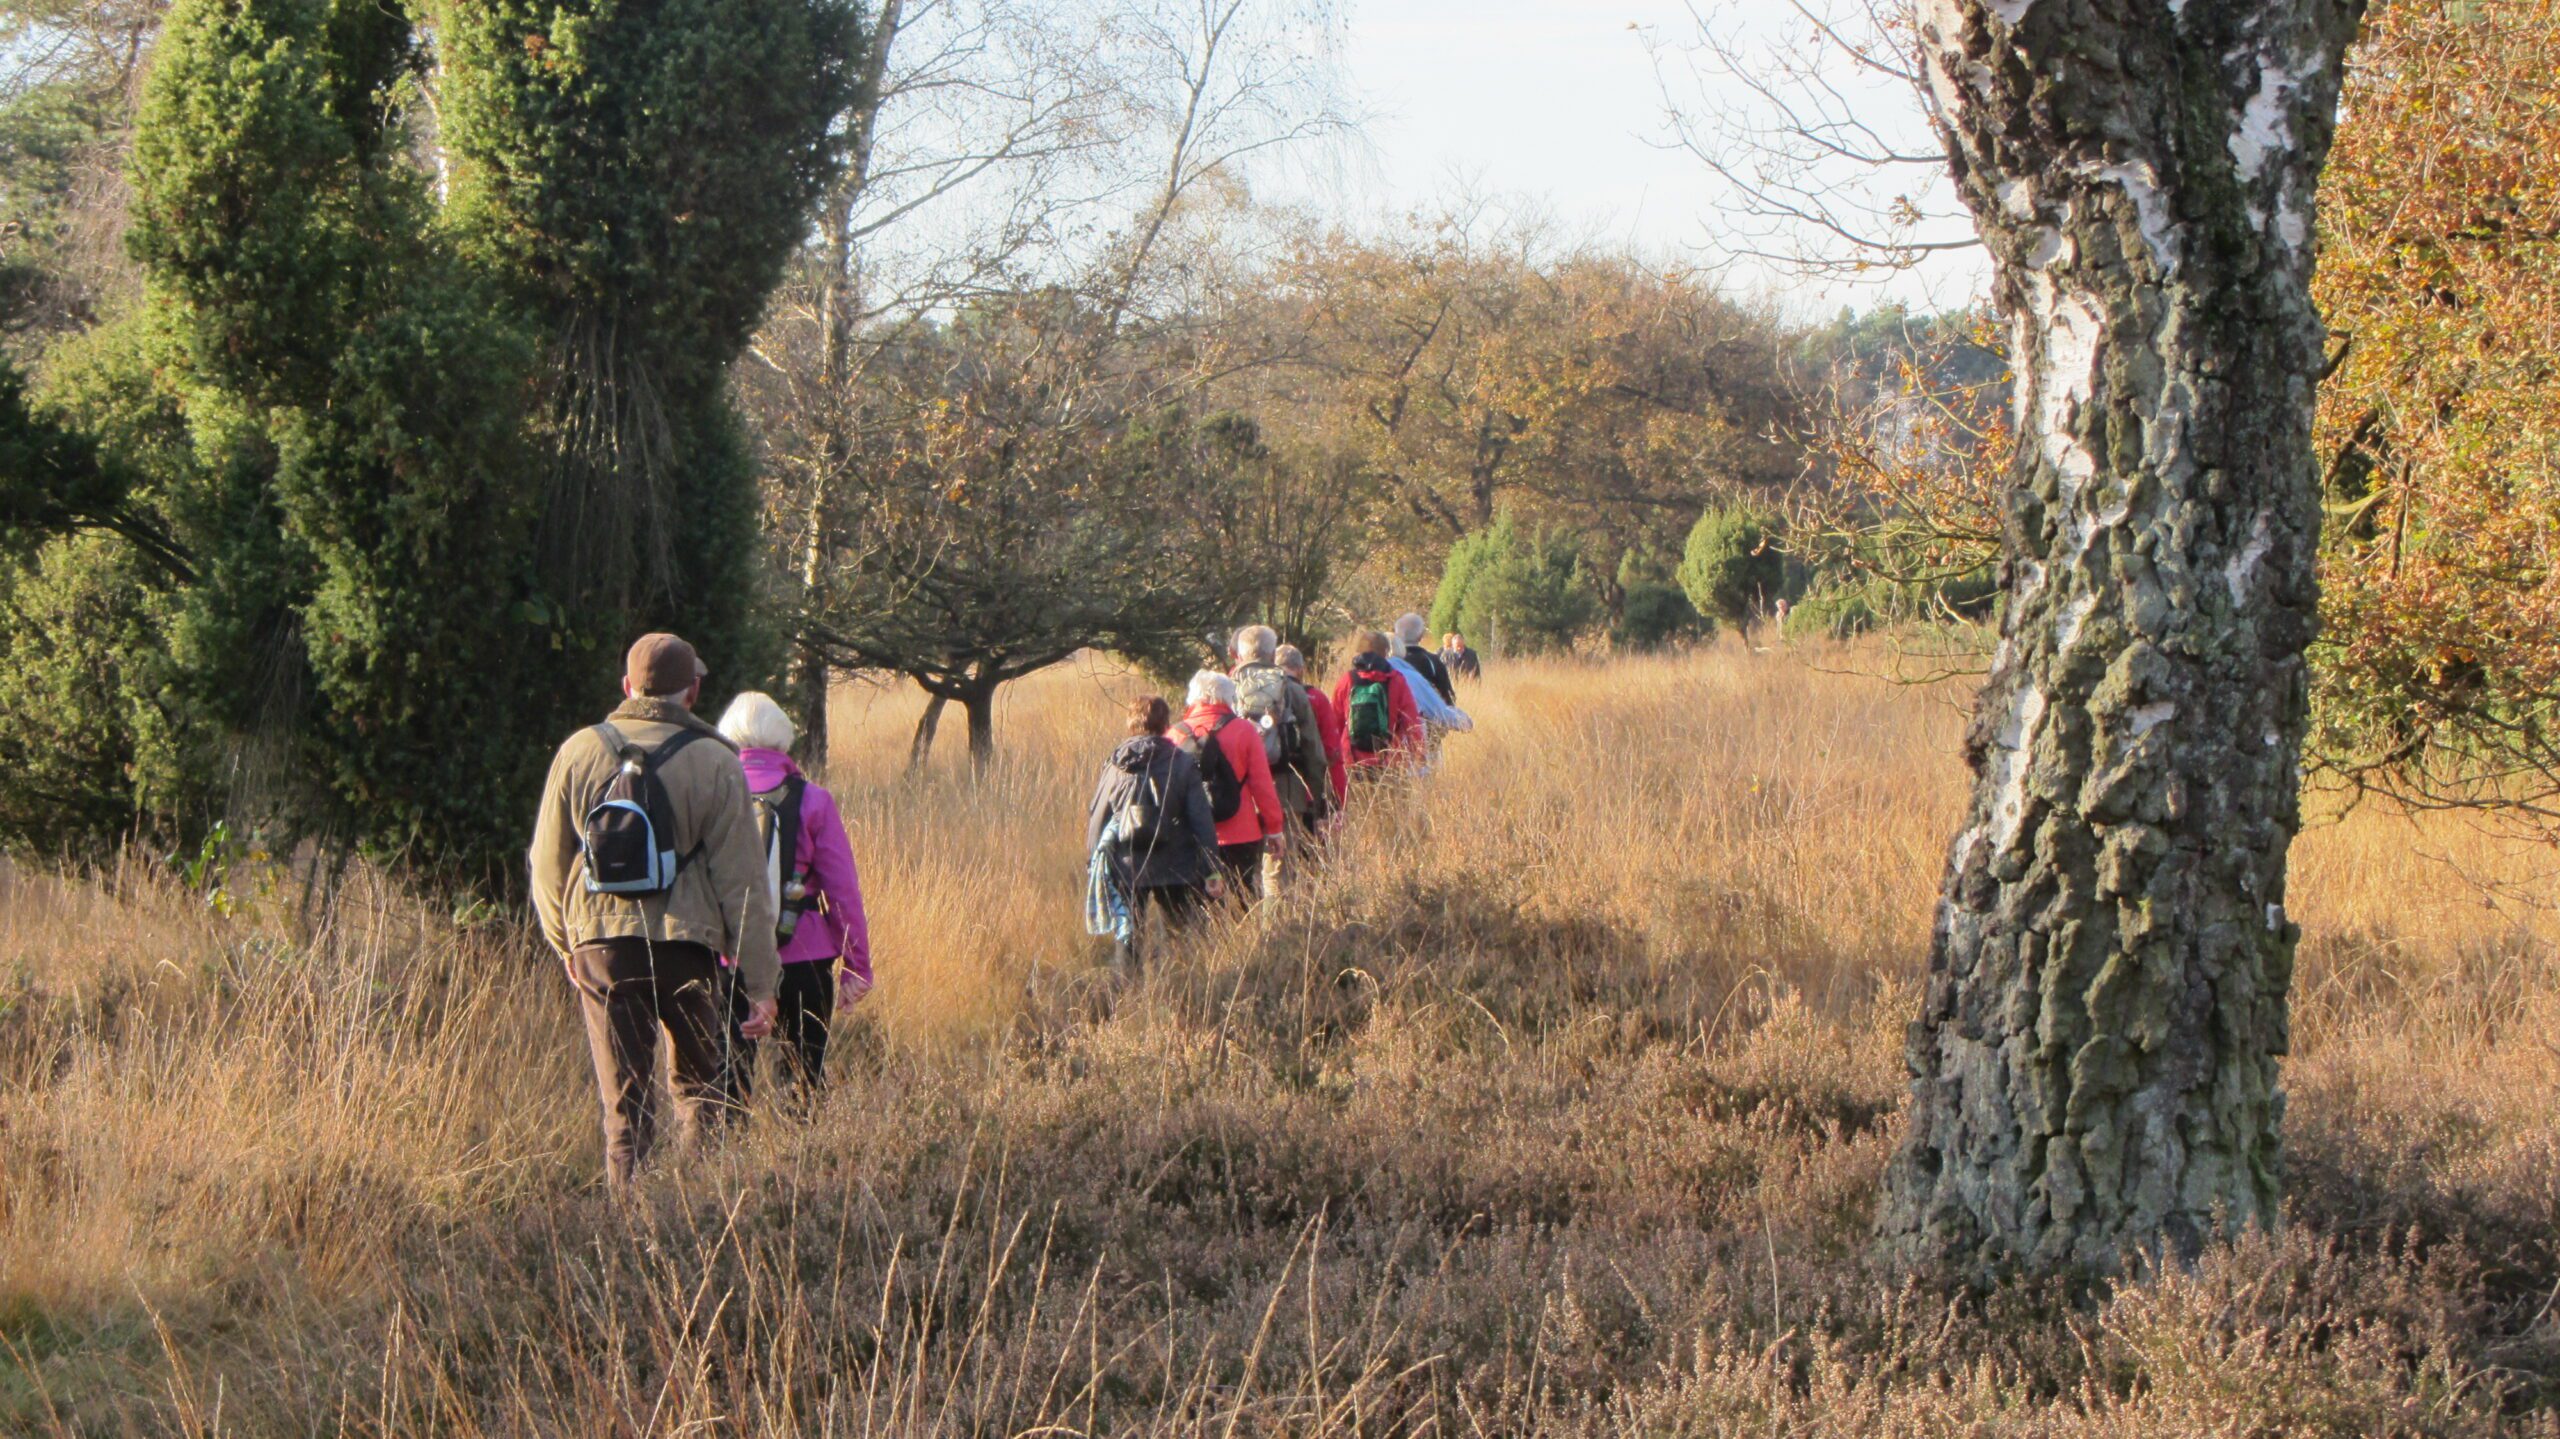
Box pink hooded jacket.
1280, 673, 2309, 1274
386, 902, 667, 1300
739, 748, 872, 984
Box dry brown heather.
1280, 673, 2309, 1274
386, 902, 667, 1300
1, 642, 2555, 1435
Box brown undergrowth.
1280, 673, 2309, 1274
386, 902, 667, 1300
1, 643, 2554, 1434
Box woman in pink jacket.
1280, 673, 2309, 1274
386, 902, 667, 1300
717, 692, 872, 1097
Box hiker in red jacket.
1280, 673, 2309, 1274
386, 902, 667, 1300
1171, 669, 1285, 899
1330, 630, 1424, 773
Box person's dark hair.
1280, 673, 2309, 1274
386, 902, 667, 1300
1127, 695, 1172, 736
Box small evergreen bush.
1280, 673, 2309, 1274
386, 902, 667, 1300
1678, 504, 1785, 625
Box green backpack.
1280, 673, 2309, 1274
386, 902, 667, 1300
1347, 658, 1395, 754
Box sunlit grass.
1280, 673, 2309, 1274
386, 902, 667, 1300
0, 641, 2551, 1433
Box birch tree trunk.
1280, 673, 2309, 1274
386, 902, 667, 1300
1878, 0, 2365, 1278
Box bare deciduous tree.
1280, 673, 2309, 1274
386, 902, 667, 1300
0, 0, 168, 339
1649, 0, 1976, 287
745, 0, 1356, 766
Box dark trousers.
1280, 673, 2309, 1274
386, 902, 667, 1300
1118, 883, 1209, 973
727, 958, 839, 1102
568, 937, 730, 1186
1216, 840, 1265, 900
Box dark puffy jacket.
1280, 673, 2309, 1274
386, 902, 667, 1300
1085, 735, 1221, 890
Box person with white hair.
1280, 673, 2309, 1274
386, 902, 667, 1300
1172, 667, 1285, 899
1229, 624, 1331, 881
715, 690, 872, 1100
1380, 615, 1473, 762
1393, 612, 1457, 705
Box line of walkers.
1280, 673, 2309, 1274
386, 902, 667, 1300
1083, 615, 1475, 971
529, 633, 872, 1186
529, 622, 1473, 1185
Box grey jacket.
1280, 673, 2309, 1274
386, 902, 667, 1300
1086, 735, 1222, 890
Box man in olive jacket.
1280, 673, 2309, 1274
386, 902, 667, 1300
1229, 624, 1330, 892
530, 633, 779, 1185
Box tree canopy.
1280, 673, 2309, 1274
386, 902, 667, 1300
0, 0, 860, 884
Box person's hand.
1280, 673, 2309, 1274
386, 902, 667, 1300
739, 997, 779, 1039
1263, 834, 1284, 854
835, 968, 873, 1013
1205, 874, 1228, 899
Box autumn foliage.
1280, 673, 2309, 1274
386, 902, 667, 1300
2308, 0, 2560, 820
1808, 0, 2560, 823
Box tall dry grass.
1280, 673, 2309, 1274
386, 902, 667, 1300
0, 642, 2553, 1434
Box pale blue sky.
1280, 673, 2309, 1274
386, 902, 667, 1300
1338, 2, 1701, 243
1313, 0, 1989, 310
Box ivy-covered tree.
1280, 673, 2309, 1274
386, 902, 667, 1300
436, 0, 861, 689
114, 0, 546, 880
0, 0, 858, 885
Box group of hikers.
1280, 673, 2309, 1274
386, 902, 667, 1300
527, 620, 1480, 1185
1082, 616, 1479, 969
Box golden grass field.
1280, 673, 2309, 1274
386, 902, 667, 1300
1, 641, 2554, 1434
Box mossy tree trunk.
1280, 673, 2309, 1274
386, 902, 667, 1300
1878, 0, 2365, 1278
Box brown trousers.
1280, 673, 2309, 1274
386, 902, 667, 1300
568, 937, 734, 1185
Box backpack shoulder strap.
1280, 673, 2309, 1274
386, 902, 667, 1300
777, 774, 808, 876
634, 726, 717, 865
647, 726, 713, 768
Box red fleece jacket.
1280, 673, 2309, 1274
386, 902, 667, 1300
1175, 701, 1285, 845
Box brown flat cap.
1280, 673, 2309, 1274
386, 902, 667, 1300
625, 632, 706, 696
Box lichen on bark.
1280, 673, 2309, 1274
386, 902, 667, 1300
1878, 0, 2366, 1279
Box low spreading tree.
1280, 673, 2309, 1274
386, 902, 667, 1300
807, 301, 1276, 766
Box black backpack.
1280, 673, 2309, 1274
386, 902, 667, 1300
751, 774, 812, 943
580, 724, 711, 895
1179, 716, 1245, 824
